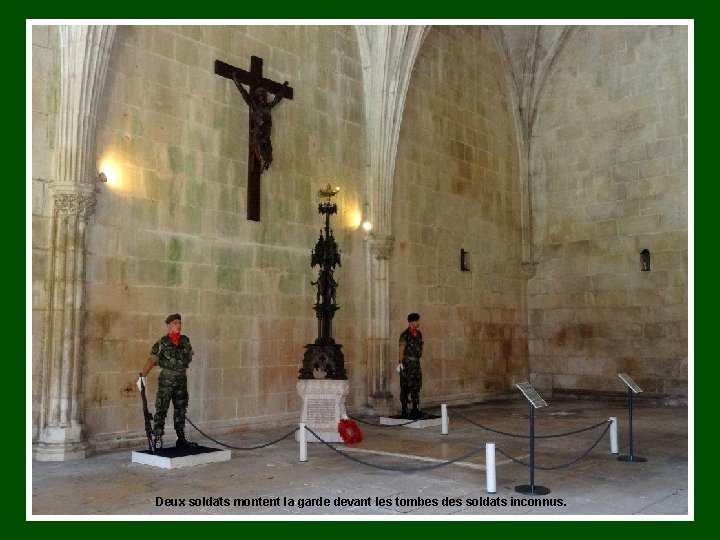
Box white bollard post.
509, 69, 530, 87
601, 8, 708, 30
486, 443, 497, 494
441, 404, 448, 435
609, 417, 618, 455
299, 422, 307, 462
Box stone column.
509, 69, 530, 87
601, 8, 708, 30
491, 26, 576, 393
365, 236, 395, 415
34, 25, 116, 461
355, 26, 429, 415
35, 186, 97, 461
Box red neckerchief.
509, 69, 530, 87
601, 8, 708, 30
168, 332, 181, 346
407, 326, 418, 338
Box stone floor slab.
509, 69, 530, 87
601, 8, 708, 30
31, 398, 690, 517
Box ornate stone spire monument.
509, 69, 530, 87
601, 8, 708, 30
298, 184, 347, 380
296, 185, 349, 442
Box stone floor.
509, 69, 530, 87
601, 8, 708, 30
30, 397, 690, 518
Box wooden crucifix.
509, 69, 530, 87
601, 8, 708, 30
215, 56, 294, 221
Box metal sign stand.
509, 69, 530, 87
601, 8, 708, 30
617, 373, 647, 463
514, 382, 551, 496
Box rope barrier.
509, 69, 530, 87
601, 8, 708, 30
186, 417, 299, 450
304, 426, 485, 473
450, 409, 610, 439
185, 403, 612, 474
495, 421, 611, 470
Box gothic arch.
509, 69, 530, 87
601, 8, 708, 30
492, 25, 577, 270
354, 25, 429, 412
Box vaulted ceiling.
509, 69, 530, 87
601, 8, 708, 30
493, 25, 576, 144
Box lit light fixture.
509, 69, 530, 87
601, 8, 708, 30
98, 158, 120, 189
360, 201, 372, 233
94, 171, 108, 192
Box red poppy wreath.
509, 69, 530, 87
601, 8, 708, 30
337, 418, 363, 444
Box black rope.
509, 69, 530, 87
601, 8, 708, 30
450, 409, 610, 439
495, 421, 611, 470
304, 426, 485, 473
186, 417, 299, 450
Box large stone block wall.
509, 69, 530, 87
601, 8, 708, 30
528, 26, 688, 398
32, 25, 368, 447
32, 24, 689, 452
391, 26, 526, 406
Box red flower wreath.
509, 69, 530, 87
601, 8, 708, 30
337, 418, 363, 444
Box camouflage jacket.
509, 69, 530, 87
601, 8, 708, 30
150, 334, 194, 372
399, 328, 423, 360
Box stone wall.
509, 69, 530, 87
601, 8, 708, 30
31, 24, 689, 452
32, 25, 368, 448
528, 26, 688, 399
391, 26, 526, 406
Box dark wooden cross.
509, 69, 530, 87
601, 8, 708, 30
215, 56, 294, 221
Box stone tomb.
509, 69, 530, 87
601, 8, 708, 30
296, 379, 349, 443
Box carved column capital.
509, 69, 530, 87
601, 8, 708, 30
521, 261, 538, 279
369, 235, 395, 260
51, 184, 97, 220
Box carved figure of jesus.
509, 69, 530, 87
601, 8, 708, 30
232, 73, 289, 172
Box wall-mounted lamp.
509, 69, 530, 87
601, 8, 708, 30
97, 158, 120, 189
361, 201, 372, 233
94, 172, 108, 192
640, 249, 650, 272
460, 249, 470, 272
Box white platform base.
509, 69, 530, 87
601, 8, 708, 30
379, 416, 442, 429
131, 447, 231, 469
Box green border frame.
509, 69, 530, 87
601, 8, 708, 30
20, 6, 700, 534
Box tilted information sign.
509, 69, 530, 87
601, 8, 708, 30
618, 373, 643, 393
516, 382, 548, 408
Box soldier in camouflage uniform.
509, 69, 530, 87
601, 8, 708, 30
137, 314, 198, 450
398, 312, 424, 419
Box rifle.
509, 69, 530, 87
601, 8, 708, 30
139, 375, 155, 452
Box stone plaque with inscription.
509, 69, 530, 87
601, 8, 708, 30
296, 379, 349, 443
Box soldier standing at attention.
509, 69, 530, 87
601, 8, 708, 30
398, 312, 424, 419
137, 314, 198, 450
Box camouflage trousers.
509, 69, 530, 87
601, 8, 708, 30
400, 358, 422, 406
153, 371, 189, 439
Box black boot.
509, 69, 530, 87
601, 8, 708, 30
410, 401, 423, 419
152, 434, 163, 452
176, 430, 198, 449
401, 403, 409, 419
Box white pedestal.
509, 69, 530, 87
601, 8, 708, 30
379, 416, 442, 429
296, 379, 349, 443
131, 446, 231, 469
